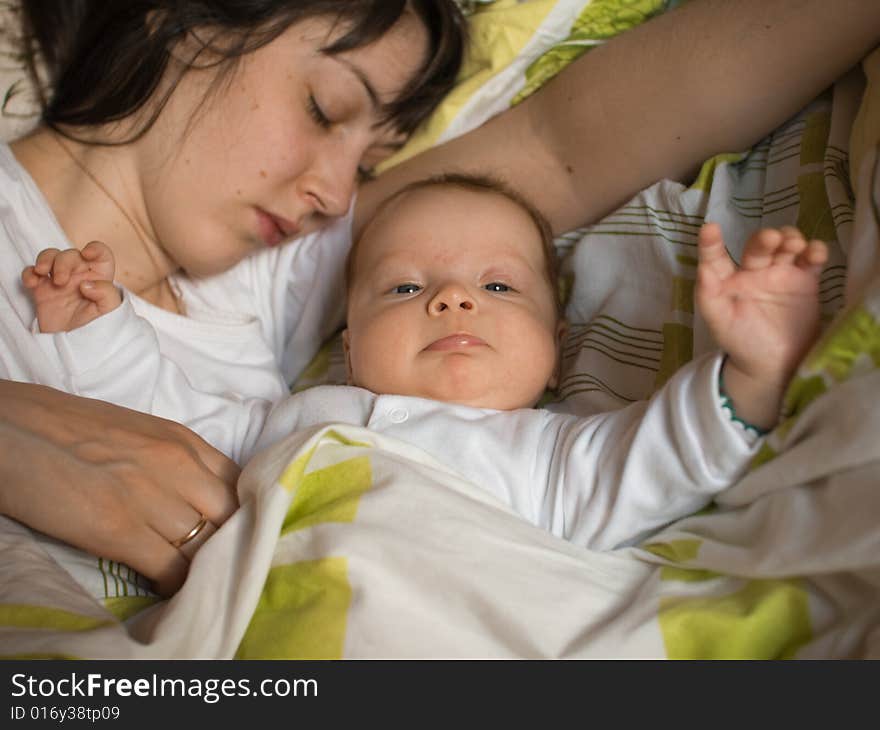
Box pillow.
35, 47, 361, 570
0, 3, 40, 142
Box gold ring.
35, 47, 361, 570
170, 515, 208, 549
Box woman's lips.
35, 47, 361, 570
256, 208, 299, 247
425, 334, 488, 351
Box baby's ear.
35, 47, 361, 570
341, 329, 354, 385
547, 319, 569, 390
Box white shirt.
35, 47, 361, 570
0, 143, 352, 463
255, 352, 759, 550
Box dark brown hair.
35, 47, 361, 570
16, 0, 466, 144
347, 172, 562, 313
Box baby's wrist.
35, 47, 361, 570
719, 356, 789, 432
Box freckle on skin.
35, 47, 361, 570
260, 170, 267, 178
565, 165, 574, 175
236, 189, 242, 196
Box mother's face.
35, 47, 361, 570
137, 12, 429, 277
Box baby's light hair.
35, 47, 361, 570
347, 172, 562, 314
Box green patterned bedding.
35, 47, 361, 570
2, 0, 879, 659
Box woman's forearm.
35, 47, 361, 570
362, 0, 880, 236
530, 0, 880, 230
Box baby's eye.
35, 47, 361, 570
484, 282, 511, 293
392, 283, 421, 295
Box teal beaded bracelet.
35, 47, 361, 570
718, 357, 770, 437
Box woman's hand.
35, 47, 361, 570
0, 380, 240, 596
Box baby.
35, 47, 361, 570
258, 173, 827, 548
24, 173, 827, 549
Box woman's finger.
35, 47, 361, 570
188, 472, 239, 528
140, 522, 217, 596
164, 424, 241, 523
175, 520, 217, 563
186, 430, 242, 486
144, 496, 209, 546
128, 529, 193, 598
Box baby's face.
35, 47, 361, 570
345, 185, 563, 410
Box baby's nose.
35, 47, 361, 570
428, 285, 476, 314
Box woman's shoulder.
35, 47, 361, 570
0, 141, 71, 261
0, 141, 48, 206
0, 141, 20, 181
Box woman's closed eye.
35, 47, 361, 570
307, 95, 332, 129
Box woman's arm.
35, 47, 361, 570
359, 0, 880, 236
0, 380, 240, 596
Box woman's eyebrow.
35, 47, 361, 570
373, 140, 406, 154
329, 56, 380, 112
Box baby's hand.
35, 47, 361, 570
696, 223, 827, 429
21, 241, 122, 333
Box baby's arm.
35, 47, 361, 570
696, 224, 827, 431
549, 229, 824, 548
21, 241, 121, 333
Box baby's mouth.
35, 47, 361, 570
424, 333, 488, 351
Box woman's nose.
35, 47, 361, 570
299, 146, 359, 218
428, 284, 476, 315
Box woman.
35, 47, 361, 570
2, 0, 467, 596
2, 0, 879, 596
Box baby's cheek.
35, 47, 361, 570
515, 319, 558, 364
349, 323, 409, 390
492, 325, 557, 407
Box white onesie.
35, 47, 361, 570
255, 352, 759, 550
